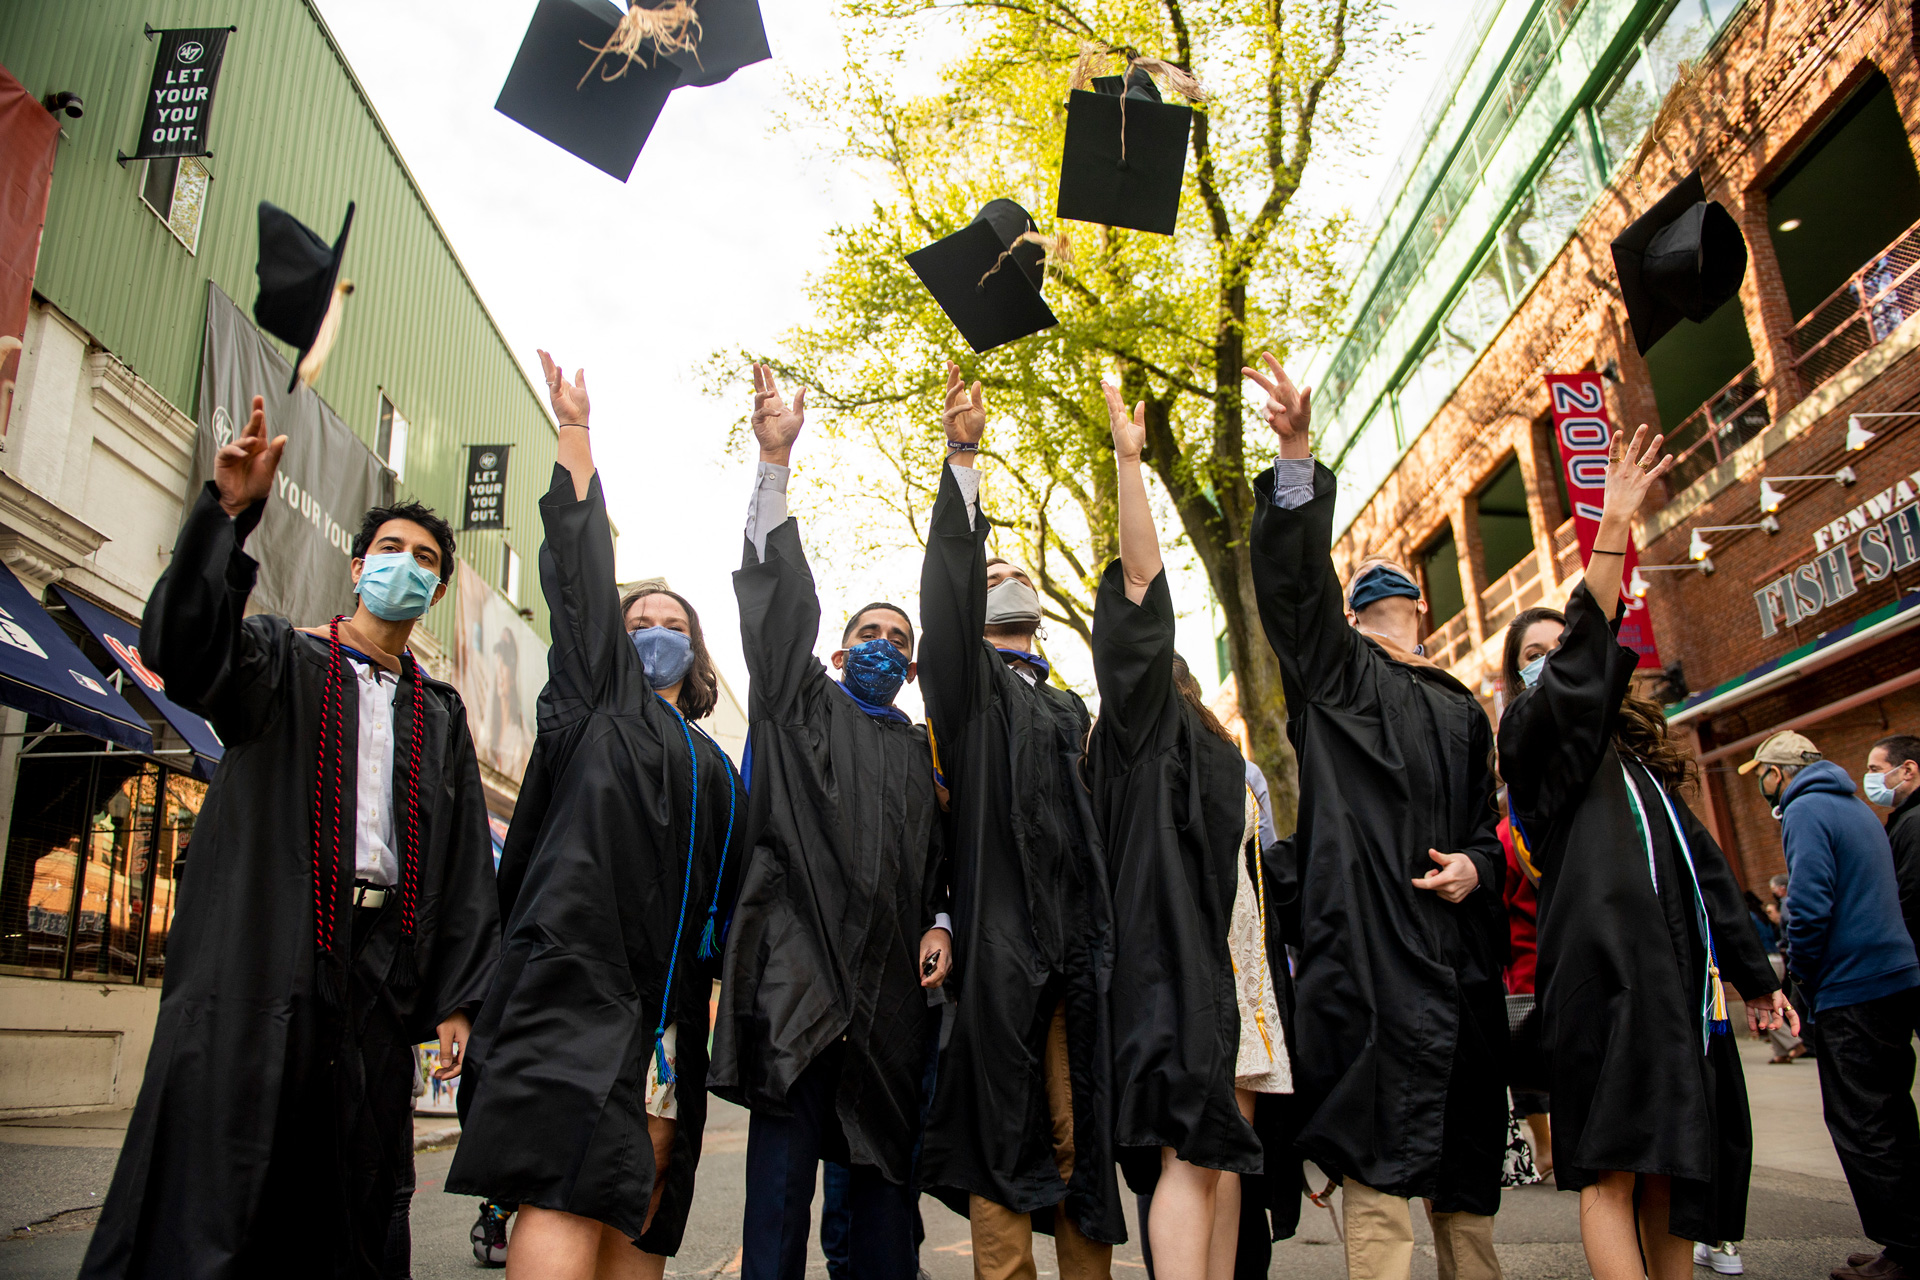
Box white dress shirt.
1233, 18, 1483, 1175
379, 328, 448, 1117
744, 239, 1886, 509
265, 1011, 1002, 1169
347, 657, 401, 886
744, 460, 790, 559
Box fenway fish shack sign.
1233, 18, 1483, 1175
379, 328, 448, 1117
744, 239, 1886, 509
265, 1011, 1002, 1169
1755, 465, 1920, 637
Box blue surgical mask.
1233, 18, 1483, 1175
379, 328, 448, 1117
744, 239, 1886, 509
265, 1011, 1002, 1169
355, 552, 440, 621
1865, 772, 1899, 807
1518, 655, 1546, 690
842, 637, 908, 707
631, 626, 695, 689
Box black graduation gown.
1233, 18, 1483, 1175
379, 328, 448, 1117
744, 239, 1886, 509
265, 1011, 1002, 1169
82, 484, 500, 1280
916, 465, 1125, 1245
448, 467, 744, 1254
1249, 461, 1509, 1214
1087, 563, 1262, 1188
709, 515, 947, 1183
1499, 581, 1777, 1241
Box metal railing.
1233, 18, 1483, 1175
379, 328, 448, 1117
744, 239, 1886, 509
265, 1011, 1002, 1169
1663, 214, 1920, 490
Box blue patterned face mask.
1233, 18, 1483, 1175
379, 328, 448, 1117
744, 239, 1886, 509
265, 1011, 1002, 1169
842, 637, 908, 706
355, 552, 440, 621
1518, 654, 1546, 689
631, 626, 695, 689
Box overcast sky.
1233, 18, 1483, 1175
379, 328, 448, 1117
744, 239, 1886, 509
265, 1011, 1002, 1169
314, 0, 1475, 709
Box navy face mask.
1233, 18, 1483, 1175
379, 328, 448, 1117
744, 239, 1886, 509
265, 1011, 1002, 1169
631, 626, 695, 689
842, 637, 908, 706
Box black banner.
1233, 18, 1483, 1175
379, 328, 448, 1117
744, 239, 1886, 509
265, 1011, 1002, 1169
463, 445, 511, 530
133, 27, 232, 160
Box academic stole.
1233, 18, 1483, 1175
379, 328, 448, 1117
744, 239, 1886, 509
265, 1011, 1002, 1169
1620, 761, 1732, 1053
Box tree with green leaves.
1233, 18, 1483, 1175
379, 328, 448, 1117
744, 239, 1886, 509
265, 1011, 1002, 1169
722, 0, 1409, 827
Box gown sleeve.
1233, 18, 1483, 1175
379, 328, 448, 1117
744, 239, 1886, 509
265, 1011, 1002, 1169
536, 465, 626, 714
918, 464, 996, 745
1678, 795, 1780, 999
1496, 579, 1638, 846
734, 516, 827, 723
1460, 703, 1506, 904
1089, 561, 1177, 762
1248, 461, 1366, 708
138, 483, 287, 745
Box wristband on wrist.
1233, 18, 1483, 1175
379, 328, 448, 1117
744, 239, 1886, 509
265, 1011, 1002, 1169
946, 440, 980, 453
1591, 547, 1627, 556
558, 422, 588, 429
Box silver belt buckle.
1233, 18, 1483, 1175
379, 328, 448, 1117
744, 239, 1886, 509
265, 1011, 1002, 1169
353, 882, 389, 908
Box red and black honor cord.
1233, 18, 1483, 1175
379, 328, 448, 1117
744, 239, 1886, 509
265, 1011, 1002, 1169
311, 617, 426, 1005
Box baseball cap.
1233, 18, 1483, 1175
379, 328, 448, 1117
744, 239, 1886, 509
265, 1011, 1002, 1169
1737, 730, 1823, 775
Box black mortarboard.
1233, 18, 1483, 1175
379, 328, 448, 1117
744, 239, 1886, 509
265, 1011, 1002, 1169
254, 201, 354, 392
496, 0, 680, 181
1611, 169, 1749, 354
1056, 66, 1193, 235
906, 200, 1059, 354
660, 0, 771, 87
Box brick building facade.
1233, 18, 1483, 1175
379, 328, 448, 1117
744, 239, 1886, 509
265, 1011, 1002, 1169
1323, 0, 1920, 891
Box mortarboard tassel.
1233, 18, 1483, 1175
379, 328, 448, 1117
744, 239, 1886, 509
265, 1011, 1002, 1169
579, 0, 702, 88
698, 909, 719, 962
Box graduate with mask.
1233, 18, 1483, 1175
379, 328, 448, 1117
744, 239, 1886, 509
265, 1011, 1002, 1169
917, 361, 1124, 1279
709, 365, 951, 1280
448, 353, 745, 1280
83, 396, 499, 1280
1244, 353, 1509, 1280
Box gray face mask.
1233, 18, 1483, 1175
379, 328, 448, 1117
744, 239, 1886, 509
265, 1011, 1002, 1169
985, 578, 1042, 627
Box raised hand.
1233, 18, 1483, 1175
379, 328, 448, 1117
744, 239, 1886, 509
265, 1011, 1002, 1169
942, 360, 986, 450
538, 348, 590, 430
1241, 352, 1312, 458
213, 395, 286, 517
1102, 380, 1146, 462
1600, 424, 1673, 522
751, 363, 806, 465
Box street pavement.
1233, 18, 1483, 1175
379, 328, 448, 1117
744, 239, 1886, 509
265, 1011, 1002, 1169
0, 1031, 1900, 1279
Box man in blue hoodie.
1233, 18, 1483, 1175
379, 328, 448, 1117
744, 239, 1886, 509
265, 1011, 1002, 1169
1745, 730, 1920, 1280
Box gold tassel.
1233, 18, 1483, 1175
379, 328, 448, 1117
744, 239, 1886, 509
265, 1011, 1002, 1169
1130, 56, 1209, 102
578, 1, 702, 88
975, 230, 1071, 289
297, 280, 354, 388
1068, 41, 1110, 92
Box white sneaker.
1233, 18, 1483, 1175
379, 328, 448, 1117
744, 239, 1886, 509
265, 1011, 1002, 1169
1693, 1241, 1743, 1274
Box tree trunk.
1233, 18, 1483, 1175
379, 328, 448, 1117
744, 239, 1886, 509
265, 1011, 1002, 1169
1221, 542, 1298, 834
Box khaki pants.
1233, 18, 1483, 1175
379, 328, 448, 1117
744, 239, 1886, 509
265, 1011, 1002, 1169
1342, 1180, 1502, 1280
969, 1001, 1112, 1280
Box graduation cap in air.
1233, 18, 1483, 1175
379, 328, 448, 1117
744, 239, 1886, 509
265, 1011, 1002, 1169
496, 0, 680, 181
496, 0, 771, 180
1056, 61, 1201, 236
254, 201, 354, 393
907, 200, 1060, 354
1610, 169, 1749, 354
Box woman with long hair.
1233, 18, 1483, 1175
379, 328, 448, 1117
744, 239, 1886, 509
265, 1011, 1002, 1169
1086, 380, 1294, 1280
449, 352, 744, 1280
1498, 426, 1796, 1280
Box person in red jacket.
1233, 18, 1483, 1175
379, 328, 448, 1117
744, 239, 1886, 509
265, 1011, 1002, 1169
1497, 810, 1551, 1177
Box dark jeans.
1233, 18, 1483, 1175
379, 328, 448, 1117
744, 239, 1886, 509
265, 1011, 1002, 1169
1812, 988, 1920, 1266
744, 1046, 916, 1280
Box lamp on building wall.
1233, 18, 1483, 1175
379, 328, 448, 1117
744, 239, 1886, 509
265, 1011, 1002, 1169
1758, 467, 1858, 513
1632, 560, 1715, 597
1846, 410, 1920, 450
1689, 518, 1780, 561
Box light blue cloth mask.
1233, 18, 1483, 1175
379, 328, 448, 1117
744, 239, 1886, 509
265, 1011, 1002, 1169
1518, 654, 1546, 689
631, 626, 695, 689
355, 552, 440, 621
1864, 772, 1898, 807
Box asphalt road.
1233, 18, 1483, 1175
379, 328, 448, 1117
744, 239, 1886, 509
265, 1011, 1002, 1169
0, 1086, 1881, 1280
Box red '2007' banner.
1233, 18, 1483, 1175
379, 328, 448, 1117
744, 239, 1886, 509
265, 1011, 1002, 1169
1544, 372, 1662, 670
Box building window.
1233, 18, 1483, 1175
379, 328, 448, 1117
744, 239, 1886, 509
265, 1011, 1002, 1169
377, 393, 410, 481
1421, 528, 1466, 627
139, 157, 210, 254
501, 544, 522, 603
1591, 0, 1733, 177
0, 751, 202, 985
1476, 456, 1536, 584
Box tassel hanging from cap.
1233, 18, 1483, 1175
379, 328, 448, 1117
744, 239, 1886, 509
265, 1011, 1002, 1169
1129, 56, 1208, 103
579, 0, 703, 88
976, 228, 1074, 289
1068, 40, 1112, 91
1707, 961, 1730, 1036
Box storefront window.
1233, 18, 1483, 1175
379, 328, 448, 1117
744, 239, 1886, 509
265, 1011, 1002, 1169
0, 742, 203, 984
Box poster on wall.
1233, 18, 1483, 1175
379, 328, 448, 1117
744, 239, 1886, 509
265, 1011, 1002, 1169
1544, 371, 1662, 669
462, 444, 510, 530
188, 284, 395, 626
129, 27, 233, 161
0, 69, 60, 443
453, 560, 543, 782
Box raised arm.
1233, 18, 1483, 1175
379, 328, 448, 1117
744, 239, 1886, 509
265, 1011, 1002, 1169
533, 352, 624, 709
1105, 381, 1161, 605
734, 364, 825, 719
918, 362, 994, 736
139, 395, 287, 743
1242, 353, 1357, 706
1585, 424, 1674, 617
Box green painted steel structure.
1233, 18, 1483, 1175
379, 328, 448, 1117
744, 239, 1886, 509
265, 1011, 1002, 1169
1313, 0, 1747, 536
0, 0, 557, 647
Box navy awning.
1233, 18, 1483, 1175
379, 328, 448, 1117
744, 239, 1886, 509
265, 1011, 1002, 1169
53, 586, 224, 777
0, 563, 152, 751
